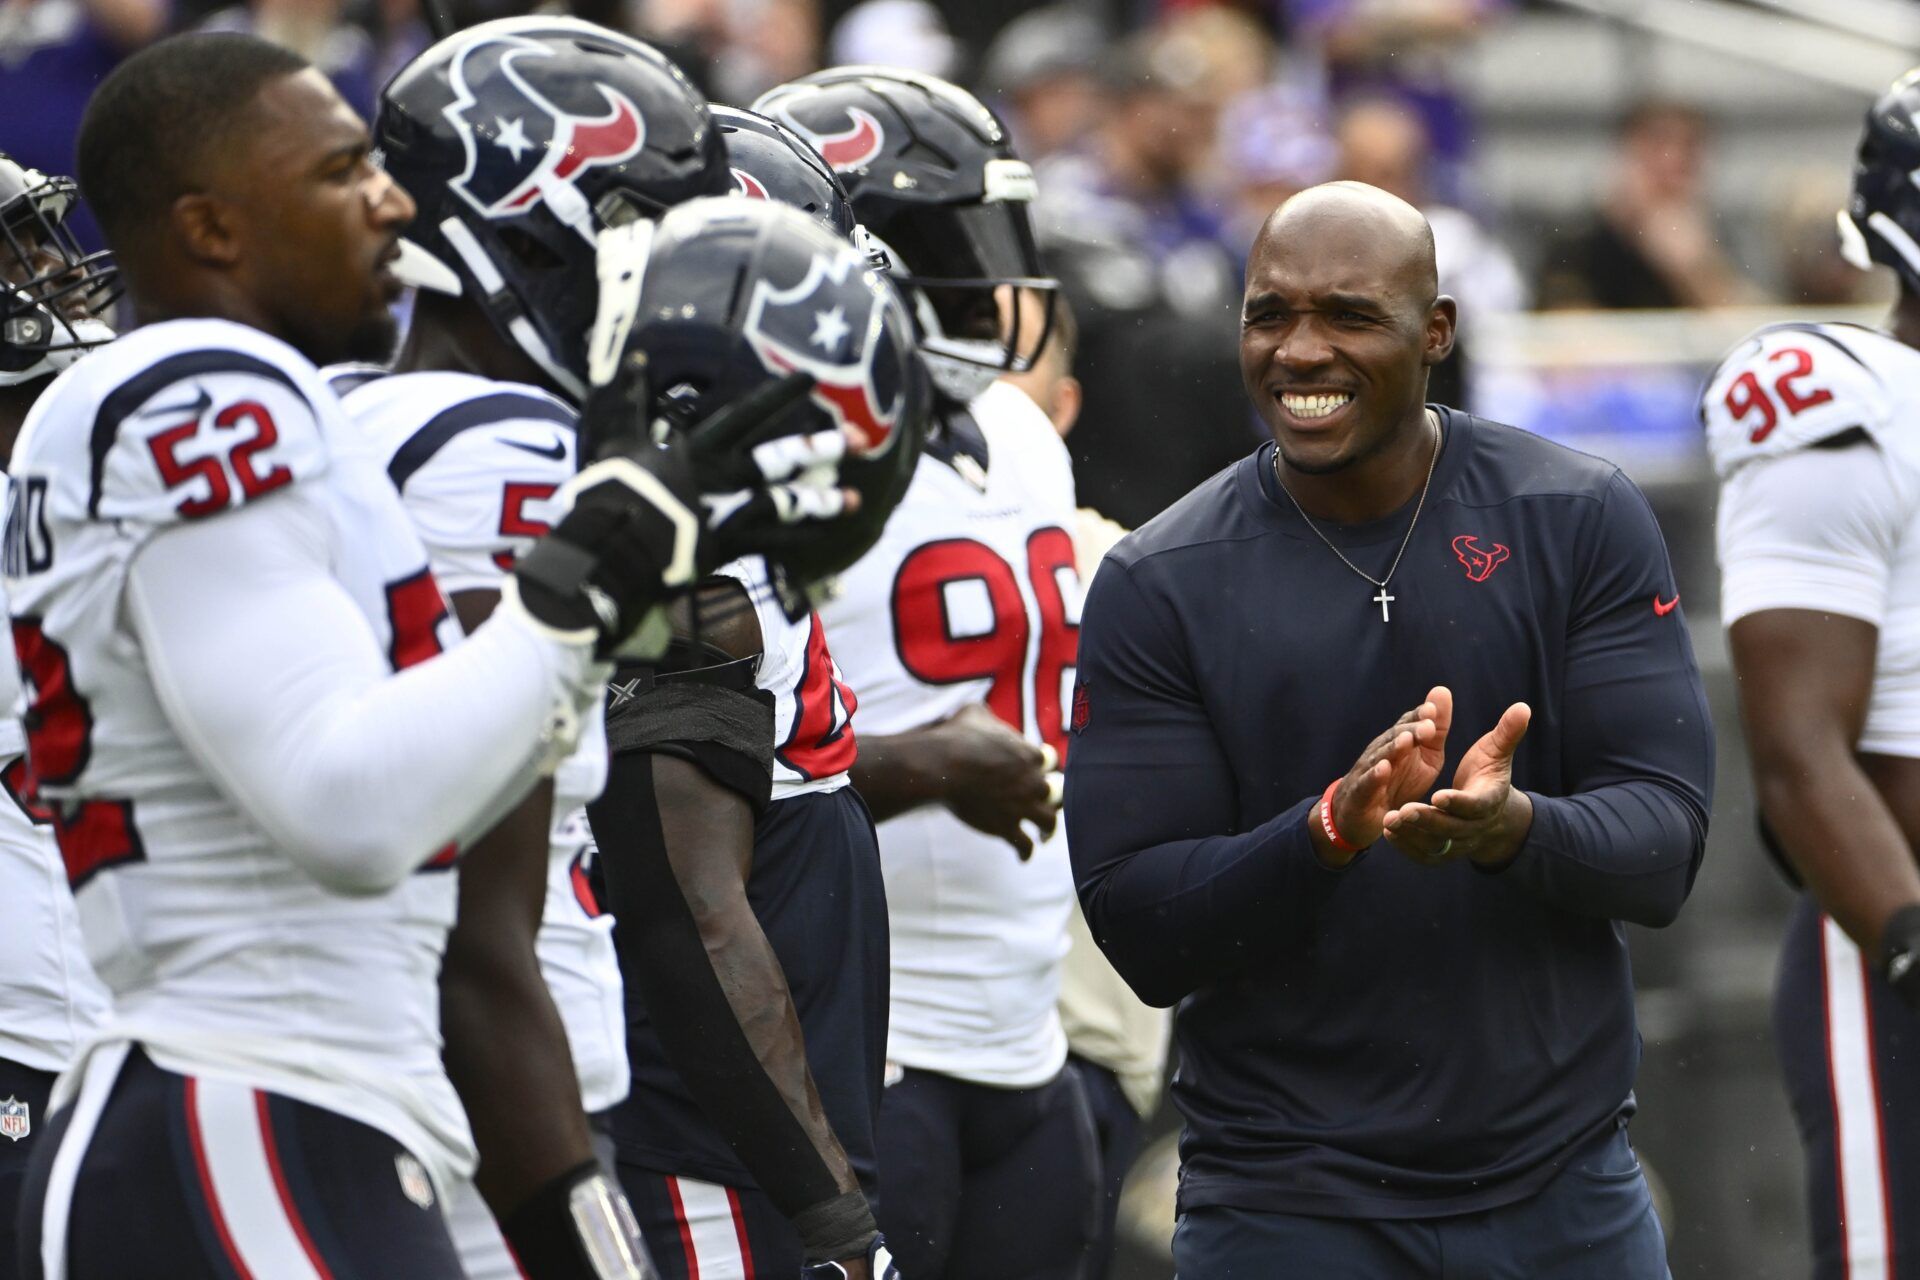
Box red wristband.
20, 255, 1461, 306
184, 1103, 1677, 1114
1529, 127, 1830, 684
1319, 779, 1364, 855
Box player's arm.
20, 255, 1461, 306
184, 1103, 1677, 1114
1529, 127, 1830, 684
851, 709, 1058, 857
1720, 442, 1920, 963
1464, 471, 1714, 925
1065, 555, 1351, 1007
587, 583, 881, 1273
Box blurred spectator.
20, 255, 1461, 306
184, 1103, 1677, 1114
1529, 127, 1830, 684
980, 3, 1104, 163
0, 0, 170, 246
196, 0, 379, 117
1774, 173, 1888, 308
1281, 0, 1508, 196
644, 0, 814, 103
1336, 95, 1523, 408
1221, 78, 1337, 250
828, 0, 954, 78
1158, 2, 1273, 110
1538, 100, 1761, 310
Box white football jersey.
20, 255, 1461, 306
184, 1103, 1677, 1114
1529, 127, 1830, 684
1705, 321, 1920, 756
716, 555, 857, 800
5, 319, 473, 1184
0, 535, 107, 1073
817, 380, 1081, 1087
338, 369, 628, 1112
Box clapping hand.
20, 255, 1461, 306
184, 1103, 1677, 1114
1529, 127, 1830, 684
1382, 701, 1534, 868
1311, 687, 1453, 867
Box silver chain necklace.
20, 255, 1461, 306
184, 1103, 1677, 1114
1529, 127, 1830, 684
1273, 410, 1442, 622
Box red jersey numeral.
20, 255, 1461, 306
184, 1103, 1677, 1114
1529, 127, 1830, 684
493, 481, 557, 571
779, 613, 859, 780
9, 617, 144, 887
891, 530, 1082, 761
1723, 346, 1835, 444
148, 400, 293, 517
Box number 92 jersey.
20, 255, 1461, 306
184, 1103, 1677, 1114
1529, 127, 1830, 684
1703, 320, 1920, 757
3, 319, 471, 1176
815, 380, 1082, 1089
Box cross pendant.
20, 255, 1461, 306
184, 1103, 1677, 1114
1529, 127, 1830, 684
1373, 586, 1394, 622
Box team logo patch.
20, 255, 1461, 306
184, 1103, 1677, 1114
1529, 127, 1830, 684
443, 33, 646, 234
395, 1152, 435, 1208
1451, 534, 1510, 583
0, 1097, 29, 1142
744, 250, 906, 454
1070, 682, 1090, 734
774, 105, 884, 173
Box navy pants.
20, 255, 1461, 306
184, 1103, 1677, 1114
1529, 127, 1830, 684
1069, 1057, 1144, 1280
1173, 1117, 1668, 1279
18, 1046, 465, 1280
873, 1065, 1100, 1280
1774, 895, 1920, 1280
0, 1058, 55, 1280
620, 1162, 797, 1280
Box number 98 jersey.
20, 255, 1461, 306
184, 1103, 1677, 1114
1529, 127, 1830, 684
815, 380, 1082, 1088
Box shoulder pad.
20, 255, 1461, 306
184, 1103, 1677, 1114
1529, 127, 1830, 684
1701, 324, 1892, 478
34, 328, 333, 529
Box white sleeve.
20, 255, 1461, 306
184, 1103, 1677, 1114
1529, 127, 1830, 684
124, 487, 601, 895
1716, 441, 1918, 627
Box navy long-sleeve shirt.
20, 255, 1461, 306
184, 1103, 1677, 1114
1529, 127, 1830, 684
1064, 408, 1714, 1219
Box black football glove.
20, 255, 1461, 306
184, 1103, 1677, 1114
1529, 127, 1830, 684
511, 356, 851, 657
801, 1235, 899, 1280
1883, 902, 1920, 1013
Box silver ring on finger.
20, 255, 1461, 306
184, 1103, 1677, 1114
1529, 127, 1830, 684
1426, 839, 1453, 864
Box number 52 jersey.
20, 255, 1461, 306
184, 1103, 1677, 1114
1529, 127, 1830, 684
816, 380, 1082, 1088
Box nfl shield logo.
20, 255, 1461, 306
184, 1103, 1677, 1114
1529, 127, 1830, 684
0, 1097, 29, 1142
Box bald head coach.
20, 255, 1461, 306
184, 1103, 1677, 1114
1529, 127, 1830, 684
1063, 183, 1713, 1276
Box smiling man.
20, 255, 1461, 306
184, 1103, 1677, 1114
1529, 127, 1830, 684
1063, 181, 1715, 1277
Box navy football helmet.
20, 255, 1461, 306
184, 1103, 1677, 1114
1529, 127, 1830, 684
753, 68, 1056, 403
1842, 67, 1920, 292
376, 16, 728, 399
713, 105, 859, 241
0, 153, 117, 386
587, 197, 929, 587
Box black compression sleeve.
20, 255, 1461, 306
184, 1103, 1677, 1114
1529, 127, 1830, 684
585, 751, 843, 1220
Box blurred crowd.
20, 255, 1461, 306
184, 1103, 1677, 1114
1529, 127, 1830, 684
0, 0, 1885, 522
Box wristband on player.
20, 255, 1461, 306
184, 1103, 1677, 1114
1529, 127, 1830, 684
500, 1160, 655, 1280
1318, 779, 1365, 856
1881, 902, 1920, 1013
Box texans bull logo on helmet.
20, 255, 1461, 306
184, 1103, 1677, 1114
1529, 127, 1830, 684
745, 250, 905, 455
443, 33, 646, 233
732, 168, 772, 200
770, 104, 884, 174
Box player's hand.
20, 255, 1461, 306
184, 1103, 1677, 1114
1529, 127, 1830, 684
513, 363, 858, 655
804, 1235, 899, 1279
1315, 687, 1451, 866
933, 704, 1059, 860
1382, 701, 1534, 868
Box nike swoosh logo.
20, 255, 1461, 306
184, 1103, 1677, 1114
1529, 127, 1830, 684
138, 387, 212, 421
502, 435, 568, 462
1653, 592, 1680, 617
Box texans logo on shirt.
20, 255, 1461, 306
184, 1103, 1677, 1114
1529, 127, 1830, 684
771, 105, 885, 173
443, 33, 646, 233
744, 250, 906, 455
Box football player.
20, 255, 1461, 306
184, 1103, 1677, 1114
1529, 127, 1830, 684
341, 19, 731, 1278
756, 67, 1101, 1278
0, 153, 113, 1280
9, 33, 859, 1280
1703, 67, 1920, 1280
369, 27, 912, 1279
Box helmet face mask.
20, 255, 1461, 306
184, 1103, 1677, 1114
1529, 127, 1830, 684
377, 16, 730, 400
0, 158, 118, 385
754, 67, 1058, 400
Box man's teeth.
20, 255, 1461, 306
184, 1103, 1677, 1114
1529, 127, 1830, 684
1281, 392, 1352, 420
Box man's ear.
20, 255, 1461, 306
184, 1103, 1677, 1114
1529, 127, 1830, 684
170, 192, 243, 269
1423, 295, 1459, 367
1051, 375, 1083, 439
